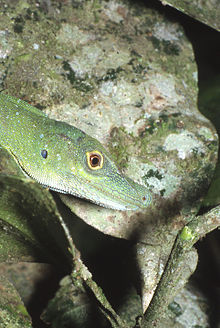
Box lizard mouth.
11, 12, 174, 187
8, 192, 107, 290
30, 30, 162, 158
9, 150, 151, 210
70, 174, 151, 210
7, 150, 32, 180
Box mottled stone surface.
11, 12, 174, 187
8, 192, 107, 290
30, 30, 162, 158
159, 0, 220, 31
168, 284, 209, 328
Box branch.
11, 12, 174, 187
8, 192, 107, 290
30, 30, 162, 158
142, 205, 220, 327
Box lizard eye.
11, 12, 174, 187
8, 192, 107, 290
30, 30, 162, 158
86, 151, 103, 170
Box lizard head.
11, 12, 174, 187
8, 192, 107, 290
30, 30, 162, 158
39, 126, 152, 211
16, 119, 152, 211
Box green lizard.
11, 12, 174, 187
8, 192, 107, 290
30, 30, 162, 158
0, 93, 152, 210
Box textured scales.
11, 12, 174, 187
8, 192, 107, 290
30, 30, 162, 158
0, 93, 152, 210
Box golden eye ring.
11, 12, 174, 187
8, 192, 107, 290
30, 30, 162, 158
86, 151, 104, 170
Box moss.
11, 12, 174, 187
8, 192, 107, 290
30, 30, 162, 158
128, 56, 146, 75
100, 67, 124, 82
162, 40, 181, 56
62, 61, 94, 92
14, 53, 32, 63
160, 189, 166, 196
24, 8, 40, 21
139, 112, 183, 154
150, 35, 161, 50
143, 169, 163, 180
168, 301, 183, 316
13, 15, 25, 33
108, 127, 134, 169
148, 34, 180, 57
180, 226, 195, 241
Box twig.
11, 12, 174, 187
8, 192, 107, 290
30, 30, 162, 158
142, 205, 220, 327
56, 212, 127, 328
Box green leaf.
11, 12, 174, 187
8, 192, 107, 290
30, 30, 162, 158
0, 174, 69, 265
0, 275, 32, 328
41, 276, 107, 328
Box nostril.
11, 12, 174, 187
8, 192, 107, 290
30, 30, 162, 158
142, 193, 152, 207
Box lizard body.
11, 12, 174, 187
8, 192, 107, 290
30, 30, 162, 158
0, 93, 152, 210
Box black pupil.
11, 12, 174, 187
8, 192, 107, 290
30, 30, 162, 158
90, 155, 100, 167
41, 150, 48, 159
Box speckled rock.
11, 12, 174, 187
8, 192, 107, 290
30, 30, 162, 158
158, 0, 220, 32
167, 284, 209, 328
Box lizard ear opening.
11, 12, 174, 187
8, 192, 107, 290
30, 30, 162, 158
41, 149, 48, 159
86, 151, 103, 170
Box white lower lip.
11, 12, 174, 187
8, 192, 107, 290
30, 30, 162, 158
81, 182, 141, 210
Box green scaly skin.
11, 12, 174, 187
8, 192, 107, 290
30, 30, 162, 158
0, 93, 152, 210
